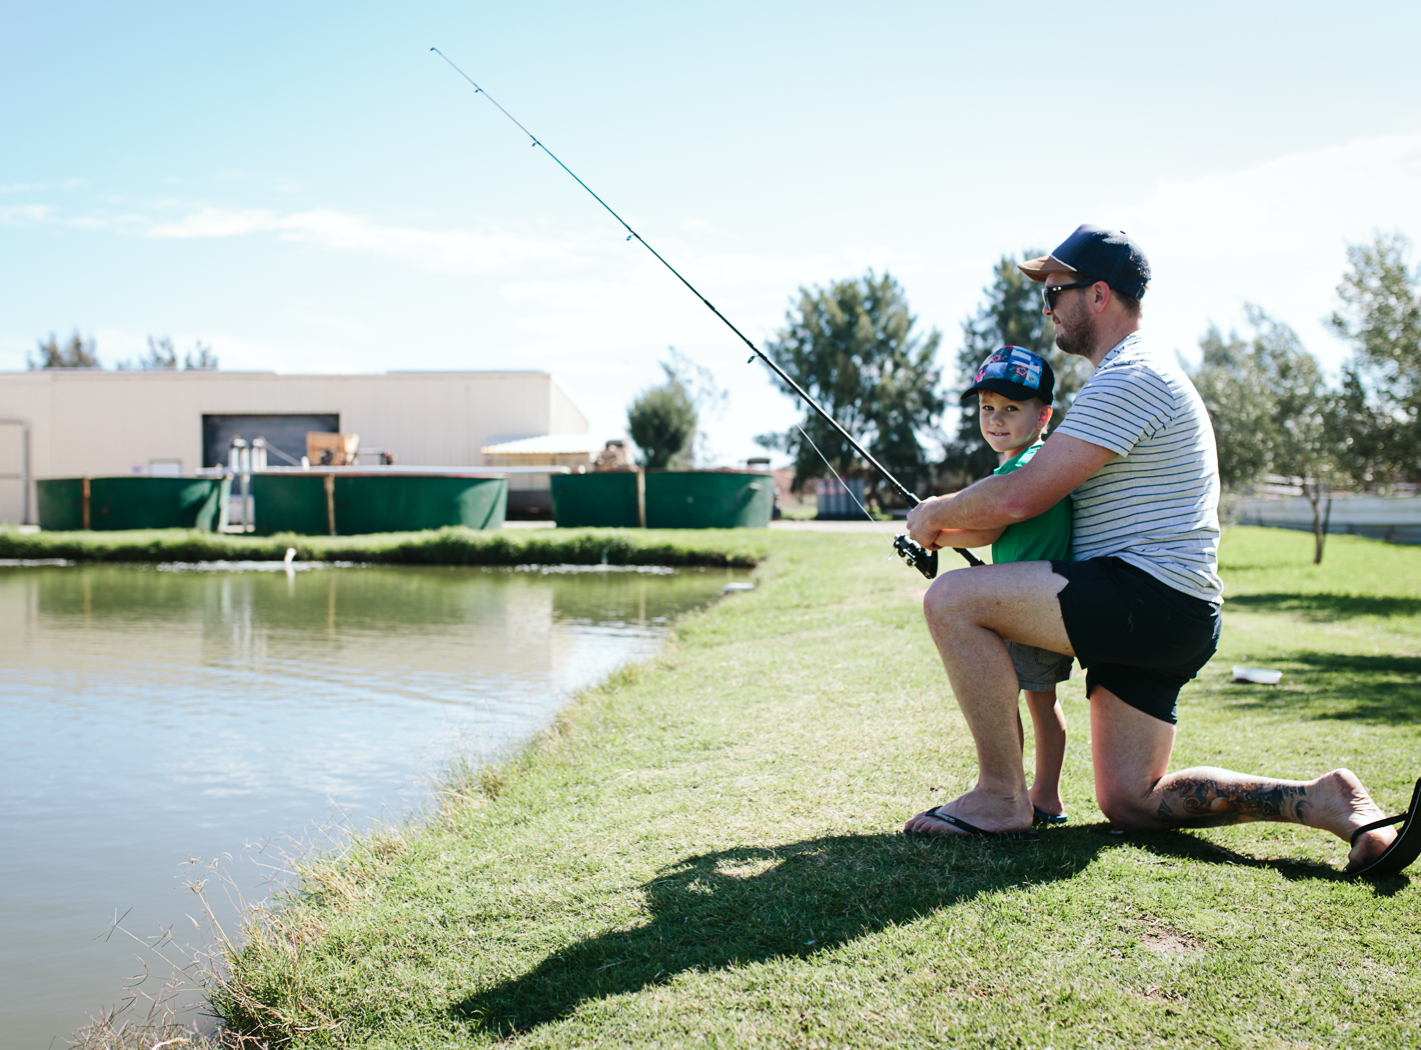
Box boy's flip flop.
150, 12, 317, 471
1034, 808, 1069, 826
1348, 777, 1421, 880
908, 806, 1039, 842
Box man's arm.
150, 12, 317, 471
907, 434, 1116, 550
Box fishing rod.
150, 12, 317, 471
432, 49, 983, 577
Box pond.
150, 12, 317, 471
0, 560, 745, 1048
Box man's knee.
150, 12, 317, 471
922, 571, 970, 620
922, 573, 995, 640
1096, 785, 1157, 830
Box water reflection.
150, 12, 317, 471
0, 562, 741, 1048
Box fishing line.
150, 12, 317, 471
432, 48, 982, 574
793, 422, 890, 534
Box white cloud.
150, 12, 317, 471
0, 204, 54, 224
1115, 133, 1421, 370
146, 206, 600, 276
147, 206, 276, 239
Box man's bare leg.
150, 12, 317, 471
1088, 687, 1398, 871
905, 562, 1073, 836
906, 561, 1399, 865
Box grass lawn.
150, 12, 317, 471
210, 526, 1421, 1049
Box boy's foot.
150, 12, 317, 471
1033, 807, 1068, 825
1028, 786, 1065, 822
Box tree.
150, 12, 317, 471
755, 271, 944, 506
117, 335, 220, 371
29, 331, 99, 369
1190, 307, 1340, 563
1190, 325, 1273, 488
1328, 231, 1421, 482
183, 339, 219, 371
1328, 364, 1392, 490
939, 253, 1091, 488
628, 362, 698, 470
662, 346, 725, 467
131, 335, 177, 370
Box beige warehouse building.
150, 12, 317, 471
0, 370, 593, 523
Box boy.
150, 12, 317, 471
934, 346, 1073, 824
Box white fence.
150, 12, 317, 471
1234, 494, 1421, 545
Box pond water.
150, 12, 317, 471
0, 561, 744, 1048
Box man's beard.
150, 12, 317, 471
1054, 311, 1096, 358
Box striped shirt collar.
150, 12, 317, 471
1096, 331, 1144, 371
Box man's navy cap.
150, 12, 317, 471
1018, 225, 1151, 299
960, 346, 1055, 405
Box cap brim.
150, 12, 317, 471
960, 379, 1052, 404
1017, 254, 1077, 284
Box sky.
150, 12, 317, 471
4, 2, 1421, 465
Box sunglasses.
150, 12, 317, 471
1042, 279, 1100, 311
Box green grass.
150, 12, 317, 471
208, 526, 1421, 1049
0, 525, 769, 568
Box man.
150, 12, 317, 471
902, 225, 1401, 874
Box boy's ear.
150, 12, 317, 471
1039, 403, 1054, 427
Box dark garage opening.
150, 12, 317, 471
202, 414, 339, 469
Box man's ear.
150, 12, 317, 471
1090, 281, 1112, 314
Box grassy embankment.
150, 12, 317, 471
0, 525, 767, 568
210, 528, 1421, 1046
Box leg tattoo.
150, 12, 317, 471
1157, 777, 1310, 827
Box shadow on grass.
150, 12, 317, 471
453, 832, 1070, 1034
1225, 651, 1421, 724
1226, 592, 1421, 619
451, 825, 1390, 1035
1125, 828, 1411, 896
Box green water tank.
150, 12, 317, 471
251, 473, 507, 535
644, 471, 773, 529
250, 474, 329, 535
36, 476, 230, 531
550, 472, 641, 528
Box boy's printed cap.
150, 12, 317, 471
960, 346, 1055, 404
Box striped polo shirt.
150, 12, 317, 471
1054, 332, 1222, 604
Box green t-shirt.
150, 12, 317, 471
990, 440, 1071, 565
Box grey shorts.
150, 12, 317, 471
1005, 641, 1074, 692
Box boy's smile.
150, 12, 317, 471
978, 390, 1052, 459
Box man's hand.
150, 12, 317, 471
906, 493, 956, 550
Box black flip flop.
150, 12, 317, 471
1348, 777, 1421, 879
909, 806, 1039, 841
1034, 808, 1069, 826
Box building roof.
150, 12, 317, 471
481, 433, 603, 455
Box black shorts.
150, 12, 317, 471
1050, 557, 1221, 724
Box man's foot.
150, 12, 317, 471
903, 788, 1033, 838
1309, 768, 1398, 871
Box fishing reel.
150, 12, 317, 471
893, 534, 939, 580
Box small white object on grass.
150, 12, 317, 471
284, 547, 297, 564
721, 581, 755, 594
1232, 665, 1282, 685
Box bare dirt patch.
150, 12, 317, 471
1138, 918, 1206, 955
